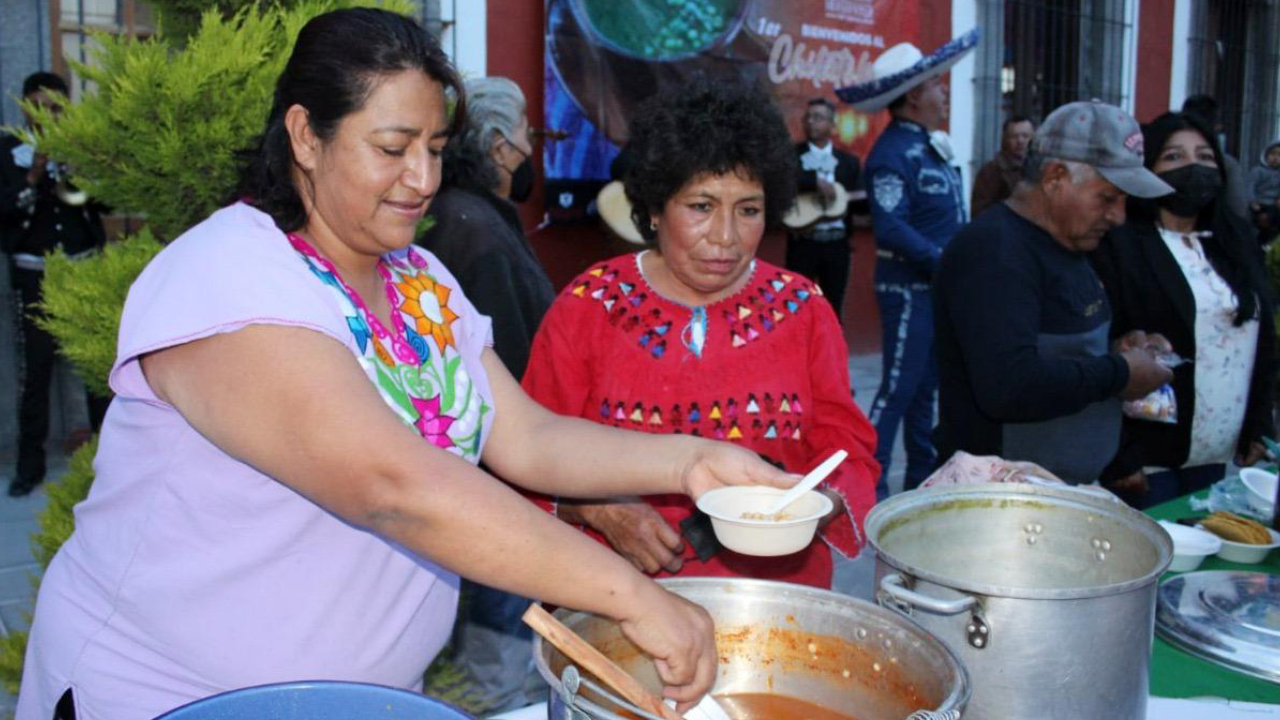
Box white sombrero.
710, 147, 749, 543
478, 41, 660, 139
596, 180, 645, 245
835, 27, 981, 113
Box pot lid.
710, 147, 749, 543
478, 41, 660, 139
1156, 571, 1280, 683
865, 483, 1172, 600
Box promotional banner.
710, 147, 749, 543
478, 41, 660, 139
543, 0, 919, 223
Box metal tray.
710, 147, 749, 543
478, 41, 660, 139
1156, 571, 1280, 683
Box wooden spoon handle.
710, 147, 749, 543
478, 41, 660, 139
523, 603, 684, 720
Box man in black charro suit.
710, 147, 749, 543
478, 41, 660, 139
1, 72, 109, 497
785, 97, 861, 321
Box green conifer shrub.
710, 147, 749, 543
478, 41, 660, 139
30, 437, 100, 571
23, 0, 411, 386
29, 2, 338, 240
0, 436, 98, 696
0, 630, 25, 696
35, 231, 163, 396
148, 0, 306, 43
1266, 235, 1280, 336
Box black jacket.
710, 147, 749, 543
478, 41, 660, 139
0, 134, 105, 258
417, 185, 556, 380
935, 203, 1130, 482
794, 142, 862, 230
1091, 220, 1276, 478
796, 142, 860, 194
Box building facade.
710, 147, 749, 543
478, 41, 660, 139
1, 1, 1278, 460
960, 0, 1280, 184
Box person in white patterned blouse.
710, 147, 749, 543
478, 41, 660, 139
1092, 111, 1276, 509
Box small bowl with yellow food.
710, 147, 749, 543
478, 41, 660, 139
1197, 511, 1280, 564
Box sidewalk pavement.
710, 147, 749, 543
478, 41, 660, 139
0, 353, 903, 714
1, 456, 59, 715
836, 351, 903, 602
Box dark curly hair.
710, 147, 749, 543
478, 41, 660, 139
234, 8, 465, 232
624, 78, 796, 244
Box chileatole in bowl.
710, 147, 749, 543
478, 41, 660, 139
696, 485, 832, 556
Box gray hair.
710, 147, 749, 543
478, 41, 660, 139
457, 76, 525, 162
1022, 148, 1100, 185
442, 77, 527, 192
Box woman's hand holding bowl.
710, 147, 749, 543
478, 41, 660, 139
675, 440, 798, 500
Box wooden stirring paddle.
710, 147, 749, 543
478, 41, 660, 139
523, 603, 685, 720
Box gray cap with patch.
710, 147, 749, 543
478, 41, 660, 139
1032, 100, 1173, 198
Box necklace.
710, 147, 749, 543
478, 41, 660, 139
287, 233, 420, 365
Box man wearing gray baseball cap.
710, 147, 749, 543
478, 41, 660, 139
931, 100, 1175, 484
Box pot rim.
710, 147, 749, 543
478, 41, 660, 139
533, 576, 971, 718
866, 483, 1174, 601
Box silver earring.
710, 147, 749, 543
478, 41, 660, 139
650, 220, 658, 232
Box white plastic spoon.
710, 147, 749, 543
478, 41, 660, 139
763, 449, 848, 516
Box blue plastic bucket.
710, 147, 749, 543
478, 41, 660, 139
151, 681, 476, 720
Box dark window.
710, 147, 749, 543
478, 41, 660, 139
970, 0, 1132, 176
1004, 0, 1129, 121
1187, 0, 1280, 166
54, 0, 153, 101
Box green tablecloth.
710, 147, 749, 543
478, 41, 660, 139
1145, 494, 1280, 702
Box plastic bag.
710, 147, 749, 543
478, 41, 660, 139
1121, 352, 1188, 424
1190, 474, 1275, 522
1122, 384, 1177, 423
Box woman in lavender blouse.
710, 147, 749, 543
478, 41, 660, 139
15, 10, 791, 720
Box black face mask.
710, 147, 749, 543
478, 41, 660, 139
499, 135, 535, 203
508, 156, 535, 203
1156, 163, 1222, 218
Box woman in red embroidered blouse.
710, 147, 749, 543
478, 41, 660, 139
522, 80, 880, 589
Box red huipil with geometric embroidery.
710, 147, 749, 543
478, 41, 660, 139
522, 252, 880, 588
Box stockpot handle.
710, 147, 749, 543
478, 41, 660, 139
880, 573, 976, 615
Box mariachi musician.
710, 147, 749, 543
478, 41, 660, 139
784, 97, 861, 321
0, 71, 108, 497
835, 28, 980, 500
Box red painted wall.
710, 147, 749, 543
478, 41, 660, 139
485, 0, 627, 300
918, 0, 952, 62
483, 0, 942, 355
842, 0, 948, 355
1135, 0, 1174, 122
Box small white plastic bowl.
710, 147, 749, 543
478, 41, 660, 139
1239, 468, 1278, 519
696, 486, 832, 557
1158, 521, 1222, 572
1197, 524, 1280, 564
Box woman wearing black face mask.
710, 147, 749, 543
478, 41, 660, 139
418, 76, 553, 378
503, 139, 535, 203
415, 75, 555, 714
1091, 111, 1276, 509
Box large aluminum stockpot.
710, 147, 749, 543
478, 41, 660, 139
866, 483, 1173, 720
534, 577, 969, 720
